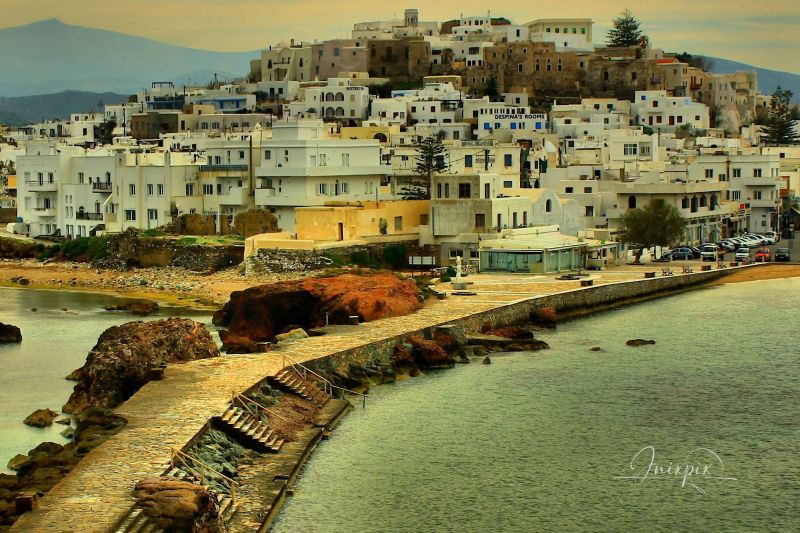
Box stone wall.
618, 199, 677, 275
245, 249, 334, 275
303, 268, 732, 377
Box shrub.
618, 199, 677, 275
350, 250, 380, 268
439, 274, 451, 282
446, 266, 457, 277
382, 244, 407, 269
61, 237, 91, 260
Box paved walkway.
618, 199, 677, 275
10, 265, 707, 531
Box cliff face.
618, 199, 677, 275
213, 272, 422, 341
63, 318, 219, 414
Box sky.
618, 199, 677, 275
1, 0, 799, 73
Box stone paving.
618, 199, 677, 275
9, 265, 703, 532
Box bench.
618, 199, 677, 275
661, 268, 674, 276
580, 279, 594, 287
644, 272, 656, 279
701, 265, 712, 272
682, 266, 693, 274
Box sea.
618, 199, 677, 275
272, 277, 800, 532
0, 287, 213, 472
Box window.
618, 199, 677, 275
733, 168, 741, 178
148, 209, 158, 221
681, 197, 689, 209
458, 183, 471, 198
394, 216, 403, 231
203, 184, 214, 195
545, 199, 552, 212
264, 150, 271, 160
565, 186, 574, 193
705, 169, 714, 179
753, 190, 762, 200
78, 172, 84, 184
623, 144, 638, 156
129, 184, 136, 196
583, 186, 592, 193
504, 154, 513, 167
147, 184, 154, 196
157, 184, 165, 196
475, 213, 486, 228
585, 206, 594, 216
239, 150, 245, 159
503, 180, 513, 188
318, 183, 328, 195
753, 168, 762, 177
641, 145, 651, 156
465, 155, 473, 168
185, 183, 194, 196
444, 183, 450, 198
437, 183, 442, 198
124, 209, 136, 221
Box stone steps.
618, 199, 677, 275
215, 405, 284, 453
270, 369, 331, 407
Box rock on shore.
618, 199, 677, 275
0, 323, 22, 343
63, 318, 219, 414
213, 271, 421, 341
626, 339, 656, 346
134, 478, 220, 531
23, 409, 59, 428
104, 298, 160, 316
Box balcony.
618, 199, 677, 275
33, 207, 56, 217
26, 181, 58, 192
92, 182, 113, 193
76, 212, 104, 221
255, 187, 276, 204
740, 177, 778, 187
200, 163, 248, 172
218, 187, 249, 206
748, 199, 778, 209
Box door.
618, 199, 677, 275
147, 209, 158, 229
337, 223, 344, 241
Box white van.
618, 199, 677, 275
701, 244, 719, 262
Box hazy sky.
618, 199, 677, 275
2, 0, 799, 73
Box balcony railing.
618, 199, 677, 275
76, 212, 104, 221
92, 182, 113, 192
200, 163, 248, 171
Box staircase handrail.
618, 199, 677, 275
281, 353, 367, 408
169, 447, 239, 504
232, 391, 290, 423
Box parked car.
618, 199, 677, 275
667, 247, 696, 260
755, 248, 772, 262
718, 240, 737, 252
775, 248, 791, 262
765, 232, 779, 244
701, 244, 721, 261
735, 247, 751, 261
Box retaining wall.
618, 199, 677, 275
304, 268, 731, 377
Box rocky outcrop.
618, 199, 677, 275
0, 323, 22, 343
218, 330, 260, 354
626, 339, 656, 346
0, 409, 127, 527
530, 307, 558, 327
482, 325, 534, 340
407, 336, 454, 369
23, 409, 59, 427
104, 298, 160, 316
134, 478, 220, 531
63, 318, 219, 414
213, 272, 422, 342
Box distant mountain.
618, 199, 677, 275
0, 19, 256, 97
0, 90, 129, 126
707, 57, 800, 102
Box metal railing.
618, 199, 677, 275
231, 390, 289, 422
168, 447, 239, 504
281, 353, 367, 408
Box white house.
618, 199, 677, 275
631, 91, 710, 132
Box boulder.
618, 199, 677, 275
218, 330, 259, 354
6, 454, 29, 471
485, 326, 534, 340
275, 328, 309, 343
60, 427, 75, 440
391, 344, 416, 369
23, 409, 59, 428
63, 318, 219, 414
0, 323, 22, 343
482, 356, 492, 365
408, 335, 453, 368
104, 298, 160, 316
590, 347, 602, 352
626, 339, 656, 347
432, 325, 467, 353
213, 271, 421, 342
134, 477, 219, 531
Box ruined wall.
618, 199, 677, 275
102, 230, 243, 271
234, 209, 279, 238
368, 38, 432, 81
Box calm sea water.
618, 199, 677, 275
273, 278, 800, 532
0, 287, 212, 472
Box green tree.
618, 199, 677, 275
485, 76, 500, 101
619, 200, 687, 263
763, 87, 800, 146
401, 137, 449, 200
606, 9, 649, 48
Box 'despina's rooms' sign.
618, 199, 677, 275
493, 113, 547, 120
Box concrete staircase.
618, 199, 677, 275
113, 467, 236, 533
269, 368, 331, 407
214, 405, 284, 454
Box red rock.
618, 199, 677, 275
530, 307, 558, 327
391, 344, 416, 368
218, 330, 260, 354
134, 477, 219, 531
23, 409, 59, 428
408, 335, 453, 368
63, 318, 219, 414
213, 272, 421, 341
487, 326, 534, 339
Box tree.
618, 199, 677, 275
606, 9, 649, 48
619, 200, 687, 263
676, 52, 714, 72
401, 137, 449, 200
763, 87, 800, 146
485, 76, 499, 101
